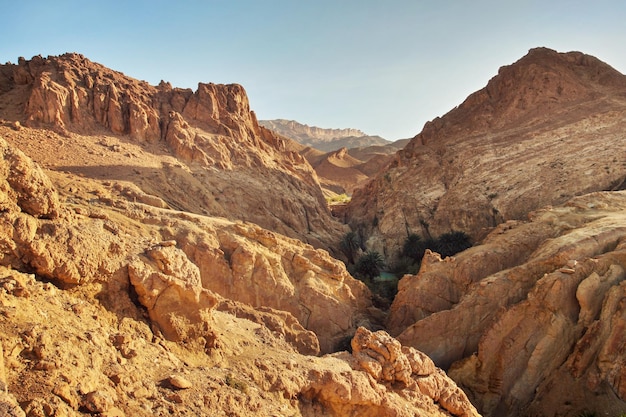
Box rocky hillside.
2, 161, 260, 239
0, 135, 480, 416
388, 191, 626, 417
346, 47, 626, 257
0, 53, 345, 251
260, 119, 390, 152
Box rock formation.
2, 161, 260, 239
346, 47, 626, 258
0, 53, 345, 251
0, 132, 480, 416
388, 191, 626, 416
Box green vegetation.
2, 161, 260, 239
402, 233, 426, 262
354, 251, 385, 281
340, 231, 362, 265
435, 231, 472, 258
343, 229, 471, 307
395, 230, 472, 277
350, 250, 397, 308
326, 193, 351, 205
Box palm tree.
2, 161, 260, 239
434, 231, 472, 258
355, 251, 385, 281
402, 233, 426, 262
340, 231, 361, 264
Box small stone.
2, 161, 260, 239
53, 383, 79, 409
101, 407, 125, 417
167, 392, 184, 403
169, 375, 192, 390
81, 391, 111, 413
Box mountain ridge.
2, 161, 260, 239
2, 47, 626, 417
259, 118, 390, 152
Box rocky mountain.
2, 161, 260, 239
259, 119, 390, 152
0, 53, 482, 416
346, 47, 626, 258
0, 53, 345, 251
3, 48, 626, 417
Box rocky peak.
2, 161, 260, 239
409, 47, 626, 149
8, 53, 261, 145
346, 48, 626, 257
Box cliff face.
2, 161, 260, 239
346, 48, 626, 257
388, 191, 626, 416
0, 53, 344, 250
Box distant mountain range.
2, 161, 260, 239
259, 119, 391, 152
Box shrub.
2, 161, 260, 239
433, 231, 472, 258
399, 230, 472, 272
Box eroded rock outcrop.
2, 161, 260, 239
389, 191, 626, 416
347, 47, 626, 257
0, 135, 377, 355
348, 327, 479, 417
128, 243, 220, 343
0, 127, 475, 416
0, 53, 345, 250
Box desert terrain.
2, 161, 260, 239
0, 48, 625, 417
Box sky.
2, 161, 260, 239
3, 0, 626, 140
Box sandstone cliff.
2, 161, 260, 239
388, 191, 626, 416
0, 53, 344, 250
346, 47, 626, 257
0, 134, 479, 416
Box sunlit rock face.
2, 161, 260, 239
346, 47, 626, 258
389, 191, 626, 416
1, 53, 346, 251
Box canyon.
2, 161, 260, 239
0, 47, 625, 417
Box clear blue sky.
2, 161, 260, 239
3, 1, 626, 140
